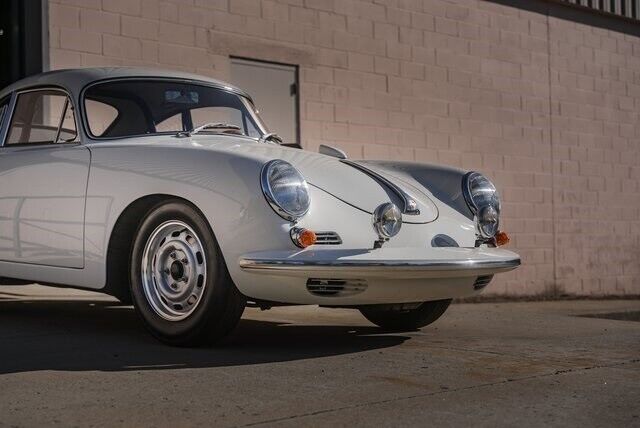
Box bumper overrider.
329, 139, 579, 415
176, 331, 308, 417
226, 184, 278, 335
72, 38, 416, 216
239, 247, 520, 279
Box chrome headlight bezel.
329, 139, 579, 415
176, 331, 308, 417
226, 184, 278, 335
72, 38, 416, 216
261, 159, 311, 222
462, 172, 501, 239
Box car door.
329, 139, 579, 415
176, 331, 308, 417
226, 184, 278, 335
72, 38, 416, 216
0, 88, 90, 268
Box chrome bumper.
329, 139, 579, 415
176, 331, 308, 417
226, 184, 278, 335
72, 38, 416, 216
238, 247, 520, 279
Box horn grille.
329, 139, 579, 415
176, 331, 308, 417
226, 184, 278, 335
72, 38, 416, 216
306, 278, 367, 296
314, 231, 342, 245
473, 275, 494, 290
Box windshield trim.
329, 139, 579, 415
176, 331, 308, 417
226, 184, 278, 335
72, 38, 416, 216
79, 77, 266, 141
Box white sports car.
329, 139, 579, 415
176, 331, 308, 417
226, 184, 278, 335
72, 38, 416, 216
0, 68, 519, 346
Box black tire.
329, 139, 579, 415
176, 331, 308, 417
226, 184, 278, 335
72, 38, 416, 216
359, 299, 451, 331
130, 200, 245, 347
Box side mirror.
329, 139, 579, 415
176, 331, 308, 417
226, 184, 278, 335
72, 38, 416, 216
319, 144, 347, 159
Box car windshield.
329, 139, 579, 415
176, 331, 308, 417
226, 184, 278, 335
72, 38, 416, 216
83, 79, 267, 139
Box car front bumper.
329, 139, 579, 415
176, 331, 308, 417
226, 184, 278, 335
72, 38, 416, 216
235, 246, 520, 306
239, 247, 520, 279
233, 246, 520, 305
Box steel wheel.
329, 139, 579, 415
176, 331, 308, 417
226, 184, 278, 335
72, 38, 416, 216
141, 220, 207, 321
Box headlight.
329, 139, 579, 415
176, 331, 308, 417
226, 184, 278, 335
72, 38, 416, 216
463, 172, 500, 239
261, 160, 310, 221
373, 202, 402, 239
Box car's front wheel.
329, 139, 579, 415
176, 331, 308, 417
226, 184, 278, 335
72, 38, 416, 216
359, 299, 451, 331
130, 200, 245, 347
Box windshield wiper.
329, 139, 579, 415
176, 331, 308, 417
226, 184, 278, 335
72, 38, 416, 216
176, 122, 242, 138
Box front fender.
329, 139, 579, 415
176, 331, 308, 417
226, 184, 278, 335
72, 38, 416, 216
79, 142, 291, 291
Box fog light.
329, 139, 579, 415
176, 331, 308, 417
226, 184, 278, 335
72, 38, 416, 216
477, 205, 499, 238
373, 203, 402, 240
290, 227, 317, 248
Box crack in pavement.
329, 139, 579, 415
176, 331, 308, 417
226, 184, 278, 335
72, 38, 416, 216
238, 359, 640, 427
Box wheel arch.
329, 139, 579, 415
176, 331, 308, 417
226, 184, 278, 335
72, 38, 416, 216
103, 193, 210, 303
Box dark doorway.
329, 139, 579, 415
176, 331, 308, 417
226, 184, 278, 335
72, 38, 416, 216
0, 0, 43, 90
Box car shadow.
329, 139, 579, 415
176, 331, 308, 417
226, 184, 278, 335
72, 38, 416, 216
0, 298, 409, 375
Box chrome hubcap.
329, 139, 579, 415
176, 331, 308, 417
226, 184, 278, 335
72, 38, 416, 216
141, 220, 207, 321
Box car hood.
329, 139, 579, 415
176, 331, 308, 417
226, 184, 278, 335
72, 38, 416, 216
94, 136, 439, 223
278, 152, 439, 223
219, 139, 439, 224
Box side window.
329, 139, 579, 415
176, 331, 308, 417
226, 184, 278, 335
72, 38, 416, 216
6, 90, 77, 146
85, 99, 119, 137
84, 99, 118, 137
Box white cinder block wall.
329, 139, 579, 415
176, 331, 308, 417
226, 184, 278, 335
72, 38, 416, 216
47, 0, 640, 297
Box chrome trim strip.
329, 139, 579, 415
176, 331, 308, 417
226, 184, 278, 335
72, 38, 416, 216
341, 160, 420, 215
0, 92, 16, 147
53, 97, 69, 144
239, 257, 521, 272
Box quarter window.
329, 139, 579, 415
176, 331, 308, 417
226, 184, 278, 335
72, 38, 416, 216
85, 99, 118, 137
6, 90, 77, 146
155, 113, 183, 133
0, 97, 8, 127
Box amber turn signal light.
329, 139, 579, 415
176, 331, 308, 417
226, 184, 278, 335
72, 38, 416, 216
495, 231, 510, 246
290, 228, 317, 248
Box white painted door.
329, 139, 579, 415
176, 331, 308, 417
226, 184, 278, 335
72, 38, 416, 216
0, 89, 89, 268
230, 58, 299, 146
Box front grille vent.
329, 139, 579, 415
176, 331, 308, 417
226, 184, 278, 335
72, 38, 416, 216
315, 231, 342, 245
473, 275, 494, 290
306, 278, 367, 296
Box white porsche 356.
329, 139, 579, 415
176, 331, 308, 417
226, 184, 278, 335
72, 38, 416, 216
0, 68, 519, 346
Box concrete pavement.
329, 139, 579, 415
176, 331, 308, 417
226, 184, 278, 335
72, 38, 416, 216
0, 285, 638, 427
